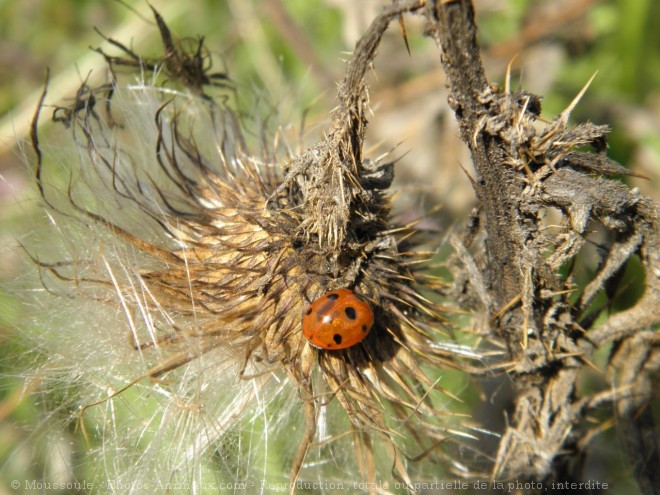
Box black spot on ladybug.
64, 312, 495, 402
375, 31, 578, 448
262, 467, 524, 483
306, 308, 312, 316
362, 324, 367, 332
345, 307, 357, 320
327, 293, 339, 300
333, 334, 342, 345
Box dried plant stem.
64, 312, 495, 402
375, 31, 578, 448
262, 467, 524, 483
428, 0, 660, 489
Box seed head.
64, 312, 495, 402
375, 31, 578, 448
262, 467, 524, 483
26, 3, 482, 489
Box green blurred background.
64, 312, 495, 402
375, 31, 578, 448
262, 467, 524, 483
1, 0, 659, 493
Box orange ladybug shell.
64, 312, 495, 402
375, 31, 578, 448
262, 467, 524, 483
302, 289, 374, 350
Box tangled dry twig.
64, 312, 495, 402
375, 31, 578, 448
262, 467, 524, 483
429, 0, 660, 490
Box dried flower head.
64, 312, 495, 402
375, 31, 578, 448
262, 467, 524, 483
24, 2, 484, 491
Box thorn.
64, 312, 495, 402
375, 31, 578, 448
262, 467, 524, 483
457, 161, 476, 187
399, 14, 411, 56
490, 293, 522, 324
504, 53, 519, 95
561, 71, 598, 122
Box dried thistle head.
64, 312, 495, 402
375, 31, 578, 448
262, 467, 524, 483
26, 2, 483, 489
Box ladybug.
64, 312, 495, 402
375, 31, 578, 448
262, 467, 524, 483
302, 289, 374, 350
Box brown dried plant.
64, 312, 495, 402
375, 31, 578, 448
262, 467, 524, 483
23, 1, 660, 493
429, 2, 660, 491
27, 1, 484, 492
